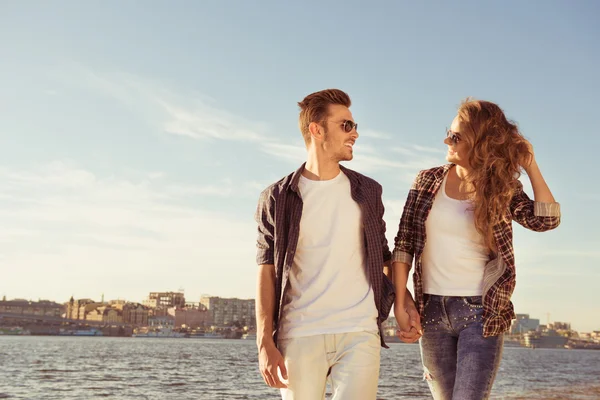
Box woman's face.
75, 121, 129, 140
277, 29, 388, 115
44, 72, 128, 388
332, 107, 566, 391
445, 116, 470, 167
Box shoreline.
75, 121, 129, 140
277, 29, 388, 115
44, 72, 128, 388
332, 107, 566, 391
493, 384, 600, 399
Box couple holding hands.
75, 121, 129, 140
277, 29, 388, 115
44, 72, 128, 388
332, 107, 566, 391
254, 89, 560, 400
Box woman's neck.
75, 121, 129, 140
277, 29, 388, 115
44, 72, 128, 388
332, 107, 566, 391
454, 164, 471, 180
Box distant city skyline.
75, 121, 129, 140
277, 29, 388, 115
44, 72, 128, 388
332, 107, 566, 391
1, 293, 597, 335
1, 2, 599, 332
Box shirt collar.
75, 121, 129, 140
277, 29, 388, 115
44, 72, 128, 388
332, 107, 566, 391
289, 163, 360, 194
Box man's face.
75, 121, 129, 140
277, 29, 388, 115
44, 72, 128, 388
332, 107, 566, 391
321, 104, 359, 162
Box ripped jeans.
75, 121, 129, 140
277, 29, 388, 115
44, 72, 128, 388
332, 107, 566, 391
419, 294, 504, 400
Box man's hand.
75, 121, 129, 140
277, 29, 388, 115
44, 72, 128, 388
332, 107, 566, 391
258, 341, 288, 388
394, 304, 422, 343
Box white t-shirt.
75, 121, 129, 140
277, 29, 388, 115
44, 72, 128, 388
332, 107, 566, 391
278, 171, 378, 339
422, 174, 489, 296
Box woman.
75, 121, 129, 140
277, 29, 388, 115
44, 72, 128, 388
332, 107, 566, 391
392, 99, 561, 400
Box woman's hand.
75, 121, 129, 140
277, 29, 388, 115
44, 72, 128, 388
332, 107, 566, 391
394, 304, 422, 343
521, 139, 536, 172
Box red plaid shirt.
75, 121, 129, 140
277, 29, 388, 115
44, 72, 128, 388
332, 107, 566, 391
393, 164, 561, 337
255, 163, 396, 347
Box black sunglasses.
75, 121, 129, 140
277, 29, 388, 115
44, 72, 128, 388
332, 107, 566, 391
446, 128, 461, 145
341, 120, 358, 133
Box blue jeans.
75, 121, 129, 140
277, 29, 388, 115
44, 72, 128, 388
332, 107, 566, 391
419, 294, 504, 400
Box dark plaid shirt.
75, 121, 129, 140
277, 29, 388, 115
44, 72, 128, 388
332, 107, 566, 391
393, 164, 561, 337
255, 163, 395, 348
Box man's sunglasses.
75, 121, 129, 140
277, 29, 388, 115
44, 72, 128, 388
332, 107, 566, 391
446, 128, 461, 145
342, 120, 358, 133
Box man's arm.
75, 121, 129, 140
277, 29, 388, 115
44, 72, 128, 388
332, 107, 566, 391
256, 264, 287, 388
254, 188, 287, 388
256, 264, 276, 347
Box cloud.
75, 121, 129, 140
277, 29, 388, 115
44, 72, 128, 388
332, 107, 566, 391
157, 99, 267, 142
165, 180, 234, 198
71, 68, 447, 175
0, 162, 260, 303
261, 143, 306, 164
391, 145, 445, 156
74, 68, 268, 143
359, 130, 392, 139
351, 149, 442, 175
411, 144, 446, 154
258, 139, 443, 177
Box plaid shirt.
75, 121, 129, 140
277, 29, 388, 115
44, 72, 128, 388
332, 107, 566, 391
393, 164, 561, 337
255, 163, 395, 347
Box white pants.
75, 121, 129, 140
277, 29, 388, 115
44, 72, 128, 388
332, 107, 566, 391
277, 331, 381, 400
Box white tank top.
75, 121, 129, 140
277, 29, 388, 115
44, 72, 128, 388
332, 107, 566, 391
422, 174, 489, 296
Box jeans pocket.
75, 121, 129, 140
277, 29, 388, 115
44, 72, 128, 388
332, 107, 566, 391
462, 296, 484, 308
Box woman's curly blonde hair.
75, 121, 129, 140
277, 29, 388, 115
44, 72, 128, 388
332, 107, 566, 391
458, 99, 532, 253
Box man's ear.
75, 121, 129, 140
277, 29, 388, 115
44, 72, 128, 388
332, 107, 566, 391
309, 122, 324, 142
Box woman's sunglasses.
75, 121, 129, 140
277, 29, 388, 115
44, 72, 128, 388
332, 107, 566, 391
342, 120, 358, 133
446, 128, 461, 145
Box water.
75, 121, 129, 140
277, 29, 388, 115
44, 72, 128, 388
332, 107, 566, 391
1, 337, 599, 399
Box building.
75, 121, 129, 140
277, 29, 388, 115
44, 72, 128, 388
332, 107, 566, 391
148, 315, 175, 328
200, 296, 255, 327
511, 314, 540, 334
86, 306, 123, 324
185, 301, 201, 309
110, 301, 149, 326
549, 322, 571, 331
143, 292, 186, 309
79, 302, 106, 320
173, 307, 211, 329
382, 316, 398, 337
522, 329, 568, 349
0, 299, 64, 318
66, 298, 96, 320
123, 303, 148, 326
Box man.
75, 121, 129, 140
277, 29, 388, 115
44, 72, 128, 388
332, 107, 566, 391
254, 89, 419, 399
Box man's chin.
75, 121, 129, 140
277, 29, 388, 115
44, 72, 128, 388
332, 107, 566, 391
335, 152, 353, 162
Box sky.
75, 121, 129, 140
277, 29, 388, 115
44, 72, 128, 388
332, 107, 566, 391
0, 1, 598, 332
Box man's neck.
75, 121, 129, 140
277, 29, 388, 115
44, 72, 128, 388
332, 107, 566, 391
303, 152, 341, 181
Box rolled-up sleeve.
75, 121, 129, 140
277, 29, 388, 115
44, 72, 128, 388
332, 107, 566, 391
255, 188, 275, 265
510, 181, 561, 232
392, 171, 422, 267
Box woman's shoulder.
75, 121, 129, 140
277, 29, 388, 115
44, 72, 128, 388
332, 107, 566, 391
414, 164, 452, 183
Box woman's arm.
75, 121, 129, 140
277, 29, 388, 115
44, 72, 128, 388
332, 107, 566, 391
511, 142, 561, 231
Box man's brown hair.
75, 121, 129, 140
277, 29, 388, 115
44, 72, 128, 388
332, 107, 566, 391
298, 89, 351, 145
